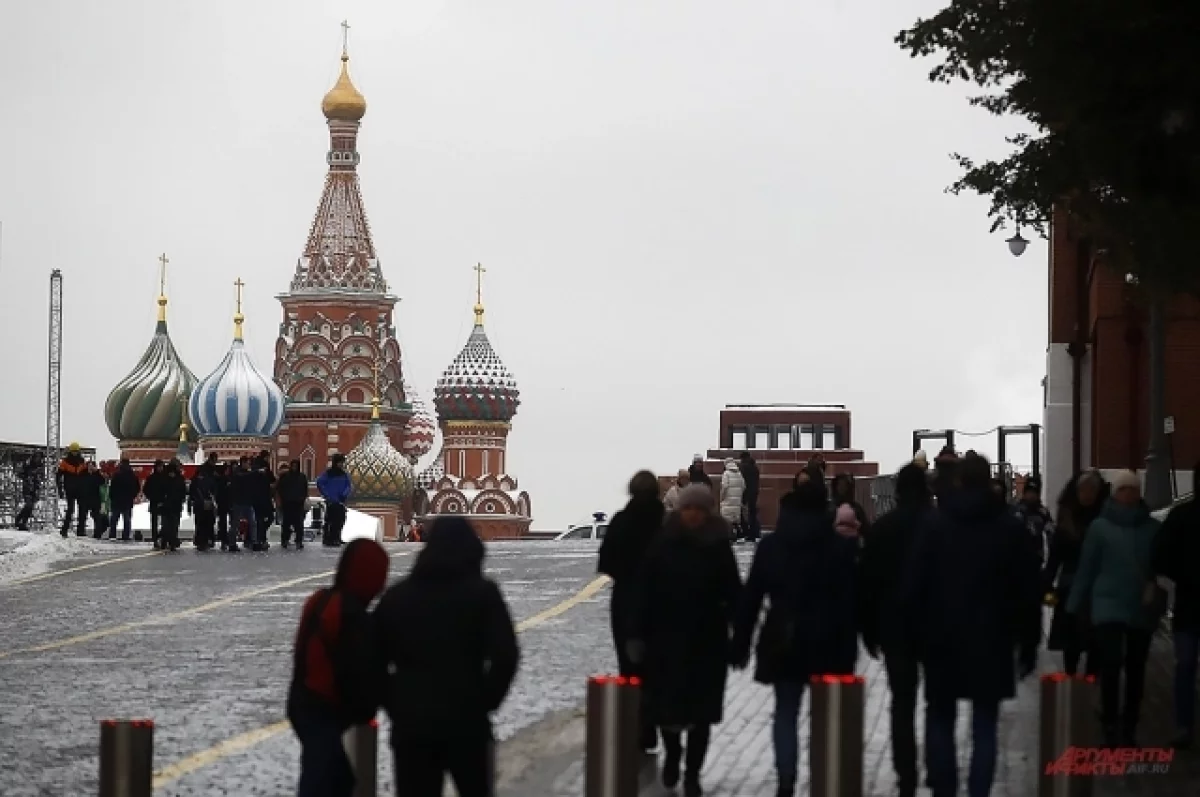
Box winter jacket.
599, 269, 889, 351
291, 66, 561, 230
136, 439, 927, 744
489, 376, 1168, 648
227, 465, 255, 507
901, 487, 1042, 703
1154, 497, 1200, 631
629, 512, 741, 726
663, 483, 684, 512
732, 491, 858, 684
719, 461, 745, 524
288, 539, 390, 731
108, 465, 141, 510
374, 517, 519, 742
160, 472, 188, 514
250, 464, 275, 511
316, 467, 353, 505
1067, 499, 1161, 630
142, 467, 168, 508
79, 470, 104, 509
688, 462, 712, 489
740, 457, 760, 501
1016, 499, 1055, 566
860, 501, 930, 655
597, 495, 665, 644
19, 460, 43, 501
188, 471, 217, 514
56, 453, 88, 498
277, 469, 310, 504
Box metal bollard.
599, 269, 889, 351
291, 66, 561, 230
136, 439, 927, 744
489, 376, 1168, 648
98, 719, 153, 797
1039, 673, 1097, 797
585, 674, 642, 797
809, 674, 864, 797
343, 718, 378, 797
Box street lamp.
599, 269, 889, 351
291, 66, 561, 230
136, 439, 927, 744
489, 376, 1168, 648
1006, 229, 1029, 257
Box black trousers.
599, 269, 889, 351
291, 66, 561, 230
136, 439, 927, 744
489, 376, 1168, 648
150, 508, 161, 544
255, 506, 273, 546
883, 650, 920, 793
1093, 622, 1153, 736
160, 510, 181, 549
660, 725, 710, 781
194, 509, 216, 549
392, 736, 493, 797
15, 494, 37, 528
61, 495, 86, 535
216, 506, 230, 545
324, 503, 347, 545
743, 491, 760, 540
612, 610, 657, 749
280, 501, 306, 545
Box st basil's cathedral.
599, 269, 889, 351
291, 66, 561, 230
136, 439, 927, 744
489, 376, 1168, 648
101, 33, 533, 540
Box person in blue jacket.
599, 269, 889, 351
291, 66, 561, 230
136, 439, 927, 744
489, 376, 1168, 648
316, 454, 353, 547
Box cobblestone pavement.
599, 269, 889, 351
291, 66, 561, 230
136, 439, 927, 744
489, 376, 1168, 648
0, 539, 617, 796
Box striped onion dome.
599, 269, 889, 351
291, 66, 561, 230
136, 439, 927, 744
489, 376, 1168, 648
346, 404, 414, 502
417, 445, 445, 489
104, 303, 199, 443
189, 319, 285, 438
400, 375, 436, 462
433, 320, 519, 423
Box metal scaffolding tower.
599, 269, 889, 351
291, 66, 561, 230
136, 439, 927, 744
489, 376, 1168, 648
40, 269, 63, 529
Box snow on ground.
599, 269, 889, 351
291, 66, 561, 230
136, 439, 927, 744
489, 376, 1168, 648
0, 530, 114, 584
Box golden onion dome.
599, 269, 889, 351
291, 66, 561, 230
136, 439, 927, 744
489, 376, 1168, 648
321, 55, 367, 122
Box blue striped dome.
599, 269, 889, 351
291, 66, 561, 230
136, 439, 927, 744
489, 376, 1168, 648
189, 339, 285, 438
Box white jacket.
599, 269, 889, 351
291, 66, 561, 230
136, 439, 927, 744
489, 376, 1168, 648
719, 460, 745, 523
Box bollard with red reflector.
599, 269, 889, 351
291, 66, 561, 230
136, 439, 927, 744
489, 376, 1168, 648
1039, 673, 1097, 797
98, 718, 153, 797
342, 718, 378, 797
585, 674, 642, 797
809, 674, 865, 797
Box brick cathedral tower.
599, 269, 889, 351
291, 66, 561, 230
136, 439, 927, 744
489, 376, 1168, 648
273, 25, 411, 477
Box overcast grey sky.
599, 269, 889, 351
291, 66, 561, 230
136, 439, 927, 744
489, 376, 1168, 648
0, 0, 1046, 528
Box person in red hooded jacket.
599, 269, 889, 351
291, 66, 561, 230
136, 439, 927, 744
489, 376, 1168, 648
287, 538, 390, 797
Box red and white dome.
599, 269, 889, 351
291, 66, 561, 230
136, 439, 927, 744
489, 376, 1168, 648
401, 376, 436, 463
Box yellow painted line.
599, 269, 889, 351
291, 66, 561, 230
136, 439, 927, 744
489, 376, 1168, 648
6, 550, 164, 586
151, 573, 612, 788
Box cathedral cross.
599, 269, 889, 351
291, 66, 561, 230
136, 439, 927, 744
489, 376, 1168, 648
157, 253, 169, 295
341, 20, 351, 58
474, 262, 486, 305
233, 278, 245, 314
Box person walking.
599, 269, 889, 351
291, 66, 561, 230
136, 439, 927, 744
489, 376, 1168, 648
831, 473, 869, 532
1067, 469, 1163, 747
316, 454, 352, 547
158, 460, 188, 552
1015, 476, 1055, 566
374, 517, 519, 797
687, 455, 712, 489
80, 461, 106, 538
663, 469, 689, 512
731, 472, 858, 797
108, 458, 140, 541
227, 456, 254, 552
597, 470, 666, 752
719, 458, 746, 540
860, 463, 932, 797
189, 465, 218, 551
1154, 460, 1200, 749
212, 460, 232, 548
14, 453, 44, 531
902, 452, 1041, 797
627, 484, 741, 797
739, 451, 761, 542
142, 460, 168, 547
277, 460, 310, 550
251, 453, 276, 551
56, 442, 89, 537
1043, 470, 1108, 676
288, 538, 390, 797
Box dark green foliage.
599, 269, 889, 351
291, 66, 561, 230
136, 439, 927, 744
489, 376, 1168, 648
896, 0, 1200, 289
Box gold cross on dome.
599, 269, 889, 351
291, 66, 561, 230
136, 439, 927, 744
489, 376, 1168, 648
341, 20, 351, 58
157, 253, 169, 295
474, 262, 486, 305
233, 278, 245, 314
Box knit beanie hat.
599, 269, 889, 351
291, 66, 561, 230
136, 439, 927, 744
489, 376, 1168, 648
1110, 470, 1139, 492
677, 483, 714, 511
834, 503, 860, 531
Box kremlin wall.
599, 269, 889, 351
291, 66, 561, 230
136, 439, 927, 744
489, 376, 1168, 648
100, 40, 532, 541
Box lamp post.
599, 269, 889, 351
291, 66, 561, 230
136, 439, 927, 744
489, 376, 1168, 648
1126, 273, 1172, 508
1007, 229, 1030, 258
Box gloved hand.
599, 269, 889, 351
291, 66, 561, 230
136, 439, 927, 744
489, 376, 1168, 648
625, 639, 645, 665
729, 650, 749, 670
865, 643, 881, 660
1018, 647, 1037, 679
1043, 592, 1057, 607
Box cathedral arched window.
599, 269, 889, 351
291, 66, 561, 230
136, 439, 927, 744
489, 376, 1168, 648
306, 388, 325, 403
346, 387, 365, 404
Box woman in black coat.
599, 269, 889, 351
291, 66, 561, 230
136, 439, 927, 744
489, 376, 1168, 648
629, 483, 741, 797
731, 474, 858, 797
1044, 469, 1108, 674
596, 470, 665, 752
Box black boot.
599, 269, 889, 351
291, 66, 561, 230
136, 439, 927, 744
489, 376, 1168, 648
133, 531, 143, 541
682, 726, 709, 797
661, 731, 682, 789
775, 777, 795, 797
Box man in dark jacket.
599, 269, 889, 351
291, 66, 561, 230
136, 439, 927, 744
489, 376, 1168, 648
251, 452, 276, 551
277, 460, 310, 549
901, 453, 1041, 797
158, 460, 188, 552
374, 517, 518, 797
731, 475, 858, 797
738, 451, 761, 542
288, 538, 390, 797
859, 464, 931, 797
14, 453, 43, 530
316, 454, 353, 547
188, 466, 218, 551
80, 461, 106, 538
687, 455, 712, 489
1152, 463, 1200, 749
831, 472, 870, 533
228, 456, 254, 552
56, 443, 89, 537
1015, 475, 1055, 566
597, 470, 665, 752
142, 460, 168, 547
108, 458, 141, 541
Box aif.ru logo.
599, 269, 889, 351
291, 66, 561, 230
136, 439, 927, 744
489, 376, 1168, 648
1044, 746, 1174, 776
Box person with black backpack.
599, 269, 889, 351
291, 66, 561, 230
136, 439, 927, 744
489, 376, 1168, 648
287, 538, 390, 797
730, 471, 859, 797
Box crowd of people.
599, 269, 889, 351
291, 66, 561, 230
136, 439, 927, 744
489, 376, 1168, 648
16, 444, 357, 552
594, 450, 1198, 797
